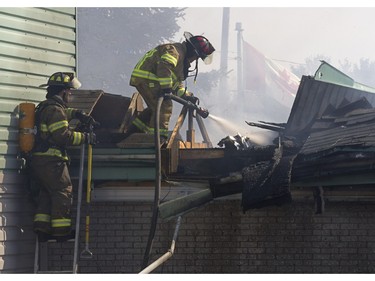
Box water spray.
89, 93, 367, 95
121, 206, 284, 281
208, 113, 276, 146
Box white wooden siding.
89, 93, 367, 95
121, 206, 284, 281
0, 7, 77, 272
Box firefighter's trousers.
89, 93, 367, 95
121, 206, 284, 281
133, 83, 172, 138
30, 155, 73, 236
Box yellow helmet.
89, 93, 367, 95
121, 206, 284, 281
39, 72, 81, 89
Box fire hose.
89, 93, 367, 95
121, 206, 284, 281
141, 92, 209, 271
164, 93, 209, 119
142, 95, 164, 269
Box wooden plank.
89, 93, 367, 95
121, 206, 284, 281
0, 27, 76, 53
0, 198, 34, 212
0, 241, 35, 255
167, 106, 187, 149
179, 148, 225, 160
0, 71, 74, 89
116, 133, 155, 148
0, 100, 23, 113
0, 85, 44, 102
0, 57, 75, 77
0, 226, 33, 241
0, 211, 33, 227
120, 92, 143, 132
45, 7, 76, 16
0, 113, 17, 127
0, 12, 75, 40
0, 7, 75, 28
0, 157, 23, 170
0, 41, 76, 66
0, 129, 18, 142
0, 143, 19, 155
0, 172, 27, 184
0, 254, 34, 272
0, 183, 29, 195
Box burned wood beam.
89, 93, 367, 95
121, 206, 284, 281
258, 120, 287, 127
246, 121, 285, 132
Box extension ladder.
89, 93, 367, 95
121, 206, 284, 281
33, 235, 76, 273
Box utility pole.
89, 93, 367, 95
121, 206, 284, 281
235, 22, 243, 98
219, 7, 230, 98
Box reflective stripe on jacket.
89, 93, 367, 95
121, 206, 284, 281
33, 96, 85, 160
130, 42, 188, 97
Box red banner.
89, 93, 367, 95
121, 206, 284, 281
242, 40, 300, 107
243, 40, 266, 92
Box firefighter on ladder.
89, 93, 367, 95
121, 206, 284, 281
30, 72, 97, 242
128, 32, 215, 145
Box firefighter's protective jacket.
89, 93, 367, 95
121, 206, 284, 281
130, 42, 189, 97
33, 95, 85, 161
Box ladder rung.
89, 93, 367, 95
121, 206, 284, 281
42, 238, 75, 243
35, 237, 76, 273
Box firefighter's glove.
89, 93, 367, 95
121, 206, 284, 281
76, 111, 100, 128
85, 132, 97, 146
160, 88, 172, 98
184, 94, 199, 105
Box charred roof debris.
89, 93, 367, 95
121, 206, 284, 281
243, 61, 375, 213
68, 61, 375, 218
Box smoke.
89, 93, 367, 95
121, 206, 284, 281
207, 114, 277, 146
170, 77, 290, 148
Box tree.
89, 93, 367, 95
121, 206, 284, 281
349, 58, 375, 87
185, 69, 221, 96
77, 7, 185, 95
291, 55, 375, 89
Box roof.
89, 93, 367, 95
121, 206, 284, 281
285, 71, 375, 138
285, 62, 375, 187
244, 61, 375, 211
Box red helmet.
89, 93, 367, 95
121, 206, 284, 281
184, 32, 215, 64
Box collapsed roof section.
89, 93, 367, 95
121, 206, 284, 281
285, 62, 375, 139
242, 61, 375, 212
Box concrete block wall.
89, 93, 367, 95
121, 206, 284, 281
47, 199, 375, 273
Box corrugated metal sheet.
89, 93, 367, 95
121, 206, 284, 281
0, 7, 77, 272
285, 75, 375, 137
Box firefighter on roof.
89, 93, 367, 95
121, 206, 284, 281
30, 72, 96, 242
128, 31, 215, 144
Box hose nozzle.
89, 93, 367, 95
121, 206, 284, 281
197, 107, 209, 119
165, 93, 209, 118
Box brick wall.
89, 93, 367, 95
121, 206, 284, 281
47, 199, 375, 273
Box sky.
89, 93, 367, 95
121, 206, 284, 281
7, 2, 375, 75
174, 7, 375, 75
7, 2, 375, 144
167, 5, 375, 144
8, 2, 375, 71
